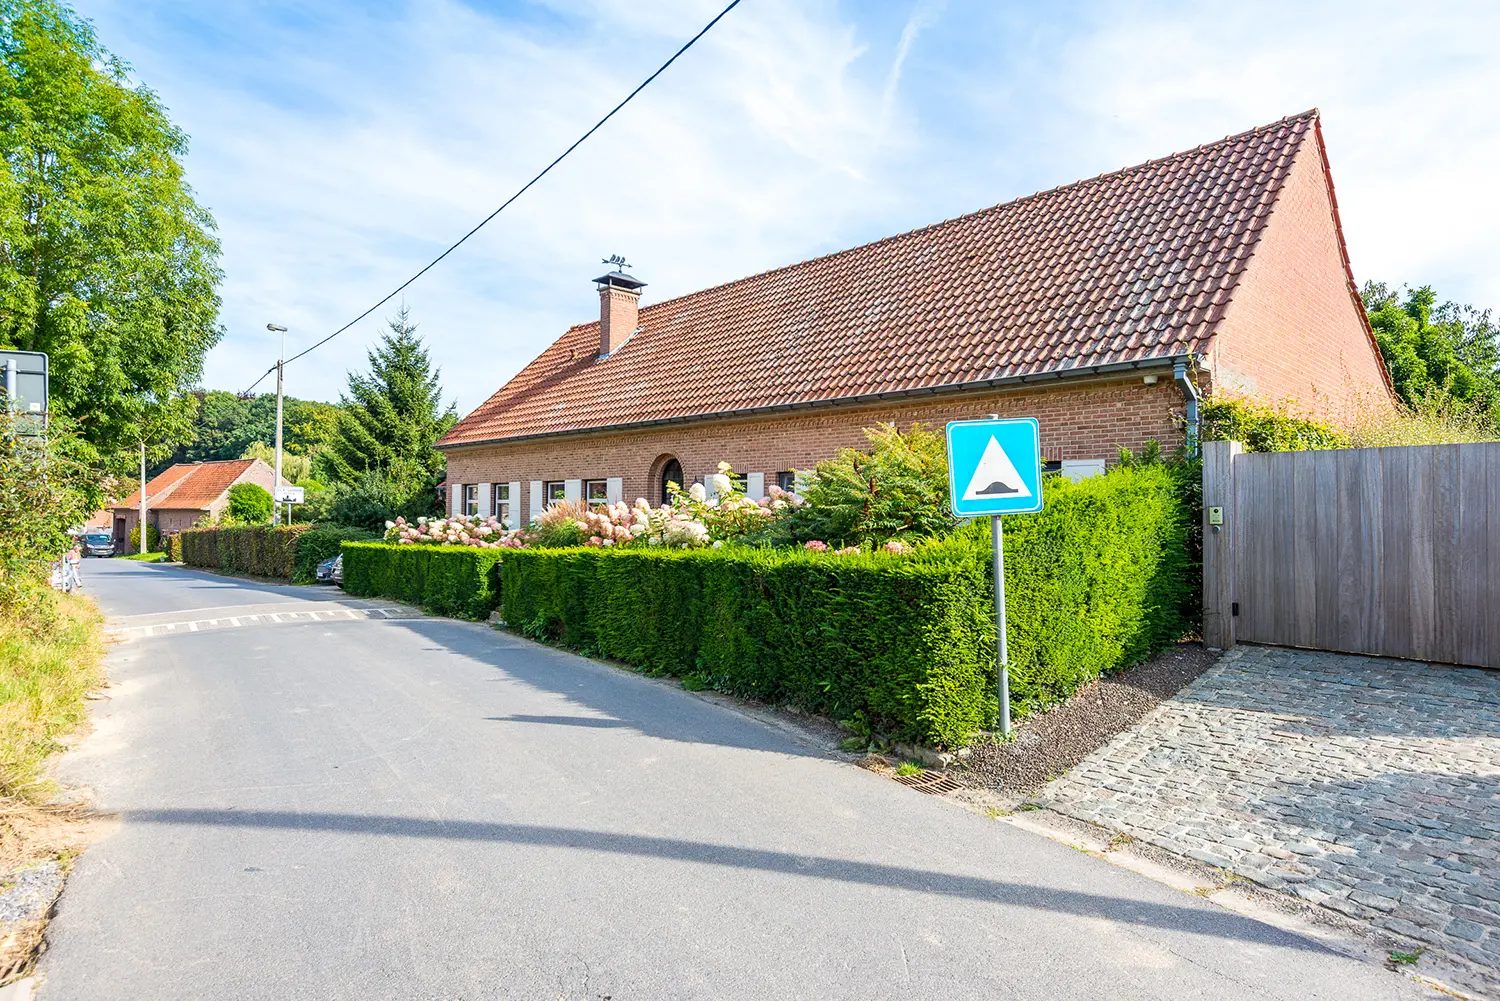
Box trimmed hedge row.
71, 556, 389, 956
178, 524, 379, 581
501, 465, 1193, 747
291, 526, 378, 583
180, 525, 310, 578
341, 542, 504, 619
502, 545, 993, 746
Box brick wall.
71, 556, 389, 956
1210, 129, 1394, 421
442, 373, 1192, 508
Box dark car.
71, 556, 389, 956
81, 532, 115, 557
315, 553, 343, 585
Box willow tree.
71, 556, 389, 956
0, 0, 222, 466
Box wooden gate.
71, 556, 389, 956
1202, 440, 1499, 668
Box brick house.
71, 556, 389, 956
112, 458, 274, 545
437, 110, 1392, 525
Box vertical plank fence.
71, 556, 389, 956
1201, 439, 1499, 668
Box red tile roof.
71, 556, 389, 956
441, 111, 1322, 448
115, 459, 265, 511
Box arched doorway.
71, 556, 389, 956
656, 455, 683, 505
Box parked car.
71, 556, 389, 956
315, 553, 343, 585
81, 532, 115, 557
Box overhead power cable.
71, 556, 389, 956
242, 0, 744, 395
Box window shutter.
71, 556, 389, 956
451, 483, 463, 517
564, 479, 582, 504
477, 482, 492, 517
745, 472, 764, 500
606, 477, 623, 504
507, 481, 522, 528
529, 481, 543, 522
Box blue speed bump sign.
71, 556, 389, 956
946, 417, 1044, 517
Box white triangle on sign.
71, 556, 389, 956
962, 436, 1032, 501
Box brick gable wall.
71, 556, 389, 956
1209, 128, 1394, 421
443, 374, 1191, 510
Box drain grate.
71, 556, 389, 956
893, 771, 964, 795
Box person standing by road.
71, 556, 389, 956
64, 542, 83, 592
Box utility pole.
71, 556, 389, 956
139, 441, 148, 555
267, 324, 288, 526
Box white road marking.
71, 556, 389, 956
106, 607, 413, 642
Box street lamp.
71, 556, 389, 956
266, 323, 288, 526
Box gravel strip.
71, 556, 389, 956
0, 862, 62, 923
957, 642, 1219, 793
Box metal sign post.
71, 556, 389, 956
990, 513, 1010, 735
946, 415, 1043, 738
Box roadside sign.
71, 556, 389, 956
945, 417, 1043, 517
1, 349, 48, 416
945, 416, 1046, 739
274, 485, 305, 504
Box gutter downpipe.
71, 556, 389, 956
1174, 358, 1201, 458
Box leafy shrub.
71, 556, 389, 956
767, 423, 956, 546
226, 482, 273, 524
128, 522, 162, 553
291, 526, 379, 583
341, 542, 503, 618
501, 465, 1193, 746
167, 532, 183, 562
325, 469, 442, 530
0, 413, 98, 609
1198, 396, 1348, 452
179, 525, 311, 578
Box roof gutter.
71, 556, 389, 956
438, 353, 1200, 452
1173, 358, 1201, 457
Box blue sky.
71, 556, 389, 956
74, 0, 1500, 411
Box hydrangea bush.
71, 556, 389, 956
380, 463, 863, 553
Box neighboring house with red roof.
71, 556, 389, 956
111, 458, 274, 545
437, 110, 1393, 526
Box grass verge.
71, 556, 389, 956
0, 589, 107, 984
116, 551, 166, 563
0, 592, 106, 802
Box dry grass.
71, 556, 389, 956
1346, 397, 1498, 448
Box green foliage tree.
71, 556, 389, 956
1362, 282, 1500, 425
225, 481, 272, 525
770, 423, 956, 546
0, 0, 222, 466
128, 520, 161, 553
322, 307, 455, 523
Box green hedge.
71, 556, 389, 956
291, 526, 378, 583
179, 525, 311, 578
503, 545, 993, 746
499, 465, 1192, 747
340, 542, 504, 619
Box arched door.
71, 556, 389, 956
659, 457, 683, 505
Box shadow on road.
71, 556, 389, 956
392, 617, 822, 758
124, 807, 1335, 954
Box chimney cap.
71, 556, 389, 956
594, 270, 647, 292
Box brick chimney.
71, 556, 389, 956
593, 264, 646, 358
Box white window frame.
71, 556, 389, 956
544, 480, 567, 504
493, 483, 511, 526
584, 479, 609, 503
462, 483, 479, 516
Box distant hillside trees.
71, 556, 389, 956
0, 0, 222, 468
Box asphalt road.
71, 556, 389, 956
38, 560, 1438, 1000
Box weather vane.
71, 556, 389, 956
602, 254, 632, 272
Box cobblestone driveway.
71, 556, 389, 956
1040, 646, 1500, 989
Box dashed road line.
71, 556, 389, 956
107, 606, 415, 642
